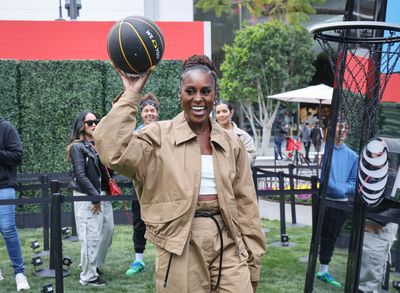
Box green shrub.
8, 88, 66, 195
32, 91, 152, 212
0, 59, 181, 213
0, 59, 182, 174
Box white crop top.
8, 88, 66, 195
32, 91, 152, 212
199, 155, 217, 195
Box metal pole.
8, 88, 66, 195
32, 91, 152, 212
252, 166, 259, 200
238, 3, 242, 30
310, 176, 319, 234
304, 62, 345, 292
41, 175, 50, 251
345, 197, 366, 293
50, 181, 64, 293
58, 0, 63, 20
288, 164, 297, 224
49, 180, 60, 270
69, 0, 77, 20
278, 171, 289, 246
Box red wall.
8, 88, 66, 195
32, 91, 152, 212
0, 20, 206, 61
343, 53, 400, 103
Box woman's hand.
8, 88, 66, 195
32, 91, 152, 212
91, 202, 102, 214
113, 64, 153, 94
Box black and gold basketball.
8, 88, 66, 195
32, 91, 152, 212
107, 16, 165, 75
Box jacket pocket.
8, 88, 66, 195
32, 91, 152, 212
141, 198, 192, 223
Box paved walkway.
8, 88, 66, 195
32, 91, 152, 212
258, 199, 313, 226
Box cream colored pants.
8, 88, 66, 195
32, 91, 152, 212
359, 223, 398, 293
155, 200, 253, 293
73, 190, 114, 283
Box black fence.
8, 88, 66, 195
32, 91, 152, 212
253, 164, 319, 246
5, 164, 398, 292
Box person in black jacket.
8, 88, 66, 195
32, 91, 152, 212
274, 120, 288, 160
0, 118, 30, 291
66, 111, 114, 287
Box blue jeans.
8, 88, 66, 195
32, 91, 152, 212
0, 188, 24, 274
274, 138, 283, 160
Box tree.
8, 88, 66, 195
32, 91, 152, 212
219, 21, 315, 155
195, 0, 325, 25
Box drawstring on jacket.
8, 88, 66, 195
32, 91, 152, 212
194, 210, 224, 290
163, 253, 174, 288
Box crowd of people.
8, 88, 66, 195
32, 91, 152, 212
0, 54, 265, 292
1, 54, 399, 293
274, 119, 324, 163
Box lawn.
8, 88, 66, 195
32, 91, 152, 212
1, 220, 395, 292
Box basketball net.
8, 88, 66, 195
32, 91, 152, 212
313, 23, 400, 150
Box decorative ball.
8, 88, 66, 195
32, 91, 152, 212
358, 137, 389, 207
107, 16, 165, 75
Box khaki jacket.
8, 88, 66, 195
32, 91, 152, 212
232, 121, 257, 164
94, 90, 265, 281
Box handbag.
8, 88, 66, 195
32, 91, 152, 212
108, 177, 122, 196
105, 167, 122, 196
90, 142, 122, 196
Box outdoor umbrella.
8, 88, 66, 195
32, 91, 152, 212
268, 83, 333, 105
268, 83, 333, 123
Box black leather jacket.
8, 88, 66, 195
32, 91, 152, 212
69, 140, 109, 203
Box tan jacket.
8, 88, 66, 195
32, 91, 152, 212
93, 90, 265, 281
232, 121, 257, 164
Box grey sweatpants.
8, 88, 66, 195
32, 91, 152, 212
73, 190, 114, 283
359, 223, 398, 293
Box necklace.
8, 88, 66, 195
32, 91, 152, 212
193, 127, 210, 136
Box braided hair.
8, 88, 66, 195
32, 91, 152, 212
180, 55, 218, 93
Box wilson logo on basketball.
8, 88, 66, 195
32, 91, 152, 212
107, 16, 165, 75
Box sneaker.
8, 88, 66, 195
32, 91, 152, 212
79, 277, 107, 287
15, 273, 30, 291
316, 272, 341, 288
125, 260, 145, 276
96, 268, 103, 276
0, 269, 4, 281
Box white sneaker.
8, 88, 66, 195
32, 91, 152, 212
15, 273, 30, 291
0, 269, 4, 281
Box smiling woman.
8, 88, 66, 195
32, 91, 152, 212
66, 110, 114, 287
93, 55, 265, 293
215, 100, 257, 164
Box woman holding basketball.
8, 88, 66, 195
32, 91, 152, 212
94, 55, 265, 293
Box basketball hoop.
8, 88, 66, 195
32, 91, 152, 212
309, 21, 400, 151
304, 22, 400, 293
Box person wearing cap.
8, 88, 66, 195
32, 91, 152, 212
126, 92, 160, 276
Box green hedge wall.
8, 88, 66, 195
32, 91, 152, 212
0, 60, 18, 126
0, 60, 182, 174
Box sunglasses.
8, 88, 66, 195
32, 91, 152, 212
84, 119, 99, 127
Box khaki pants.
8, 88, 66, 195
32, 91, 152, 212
359, 223, 398, 293
73, 191, 114, 283
155, 200, 252, 293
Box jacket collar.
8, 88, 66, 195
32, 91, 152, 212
172, 112, 229, 152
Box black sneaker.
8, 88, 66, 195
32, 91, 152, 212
96, 268, 103, 275
79, 277, 107, 286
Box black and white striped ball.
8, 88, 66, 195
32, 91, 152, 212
107, 16, 165, 75
358, 137, 389, 207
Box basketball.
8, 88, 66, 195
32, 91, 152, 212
107, 16, 165, 75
